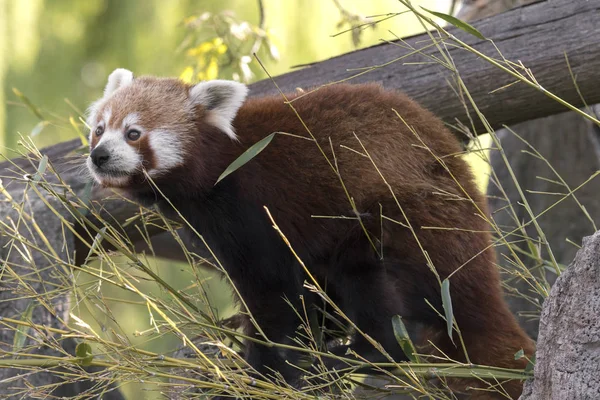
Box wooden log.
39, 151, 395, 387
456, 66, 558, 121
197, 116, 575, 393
250, 0, 600, 136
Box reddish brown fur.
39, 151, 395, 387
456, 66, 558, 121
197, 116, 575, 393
91, 79, 535, 399
231, 85, 534, 398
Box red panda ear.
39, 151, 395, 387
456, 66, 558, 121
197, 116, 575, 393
104, 68, 134, 97
189, 80, 248, 140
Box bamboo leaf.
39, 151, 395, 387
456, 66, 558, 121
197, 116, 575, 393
392, 315, 418, 362
75, 342, 91, 358
31, 121, 49, 137
75, 342, 94, 366
422, 8, 485, 40
12, 300, 35, 353
80, 180, 94, 215
33, 155, 49, 183
441, 279, 454, 343
525, 354, 536, 372
514, 349, 525, 360
216, 132, 276, 185
84, 227, 107, 265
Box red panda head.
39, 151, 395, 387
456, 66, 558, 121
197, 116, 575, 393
86, 68, 248, 188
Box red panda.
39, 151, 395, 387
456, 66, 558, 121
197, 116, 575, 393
86, 68, 535, 399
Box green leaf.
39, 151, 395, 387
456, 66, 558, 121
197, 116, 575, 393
82, 355, 94, 366
215, 133, 276, 185
32, 155, 49, 183
441, 279, 454, 343
514, 349, 525, 360
84, 227, 107, 265
308, 308, 325, 352
391, 315, 418, 362
422, 8, 485, 40
76, 342, 94, 366
31, 121, 49, 137
12, 300, 35, 353
526, 238, 541, 262
76, 342, 92, 358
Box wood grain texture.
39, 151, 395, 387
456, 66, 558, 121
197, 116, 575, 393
250, 0, 600, 136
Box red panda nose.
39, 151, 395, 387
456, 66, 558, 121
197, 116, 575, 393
91, 147, 110, 168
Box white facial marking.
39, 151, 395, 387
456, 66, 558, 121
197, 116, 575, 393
87, 68, 141, 185
148, 130, 184, 176
102, 107, 112, 126
87, 68, 135, 143
87, 106, 111, 143
122, 113, 139, 129
189, 80, 248, 140
104, 68, 134, 97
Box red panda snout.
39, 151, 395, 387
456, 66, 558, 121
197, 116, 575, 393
86, 107, 146, 186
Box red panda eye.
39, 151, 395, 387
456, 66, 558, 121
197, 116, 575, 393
126, 129, 141, 141
95, 126, 104, 136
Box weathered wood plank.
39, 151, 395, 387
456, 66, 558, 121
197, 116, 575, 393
250, 0, 600, 136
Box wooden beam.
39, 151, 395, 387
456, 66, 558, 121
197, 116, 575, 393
249, 0, 600, 136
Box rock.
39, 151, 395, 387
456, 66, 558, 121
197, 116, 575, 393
520, 231, 600, 399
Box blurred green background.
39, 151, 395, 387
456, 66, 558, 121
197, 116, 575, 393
1, 1, 476, 398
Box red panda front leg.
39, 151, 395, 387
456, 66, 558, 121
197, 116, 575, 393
235, 276, 306, 384
179, 187, 311, 396
317, 234, 412, 369
329, 267, 409, 364
210, 258, 308, 400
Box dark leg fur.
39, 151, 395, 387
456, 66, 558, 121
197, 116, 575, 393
236, 279, 306, 384
168, 182, 312, 394
316, 234, 412, 370
324, 268, 409, 368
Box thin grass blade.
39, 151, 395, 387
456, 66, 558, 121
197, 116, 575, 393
422, 8, 485, 40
